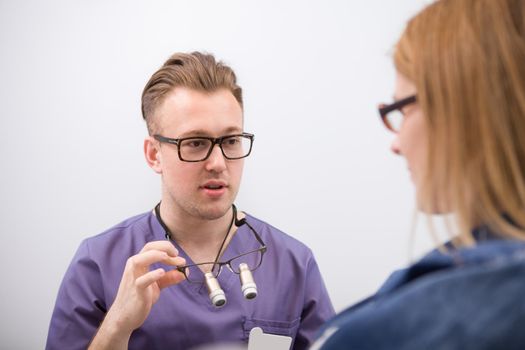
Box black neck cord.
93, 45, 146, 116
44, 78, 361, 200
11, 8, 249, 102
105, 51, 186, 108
154, 202, 239, 265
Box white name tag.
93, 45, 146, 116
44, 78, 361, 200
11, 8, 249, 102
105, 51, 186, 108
248, 327, 292, 350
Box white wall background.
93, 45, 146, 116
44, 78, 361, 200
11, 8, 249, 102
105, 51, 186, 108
0, 0, 434, 348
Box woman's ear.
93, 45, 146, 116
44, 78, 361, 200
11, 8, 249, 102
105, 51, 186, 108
144, 136, 162, 174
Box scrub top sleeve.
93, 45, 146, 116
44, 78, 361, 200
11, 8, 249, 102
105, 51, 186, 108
294, 252, 336, 350
46, 240, 107, 350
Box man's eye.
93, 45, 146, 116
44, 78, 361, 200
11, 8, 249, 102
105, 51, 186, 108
224, 138, 240, 146
182, 139, 208, 149
189, 140, 204, 147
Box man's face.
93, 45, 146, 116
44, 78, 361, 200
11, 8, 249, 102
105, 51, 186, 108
148, 87, 245, 221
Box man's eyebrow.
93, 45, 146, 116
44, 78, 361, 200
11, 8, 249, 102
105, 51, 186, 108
177, 127, 243, 138
222, 126, 243, 134
177, 130, 209, 137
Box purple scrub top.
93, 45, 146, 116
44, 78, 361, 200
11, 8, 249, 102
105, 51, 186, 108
46, 210, 335, 350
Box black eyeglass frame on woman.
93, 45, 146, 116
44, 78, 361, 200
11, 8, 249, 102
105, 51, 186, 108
378, 95, 417, 132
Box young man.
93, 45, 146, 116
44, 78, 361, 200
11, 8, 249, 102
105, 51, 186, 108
46, 52, 334, 350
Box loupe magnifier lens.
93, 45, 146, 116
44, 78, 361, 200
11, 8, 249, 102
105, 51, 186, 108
204, 272, 226, 307
239, 263, 257, 299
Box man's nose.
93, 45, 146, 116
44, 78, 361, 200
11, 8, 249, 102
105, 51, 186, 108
205, 144, 227, 171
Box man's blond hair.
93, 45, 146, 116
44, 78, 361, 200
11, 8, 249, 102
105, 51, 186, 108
141, 52, 243, 134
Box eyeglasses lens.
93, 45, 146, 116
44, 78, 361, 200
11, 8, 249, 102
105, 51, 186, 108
179, 136, 251, 161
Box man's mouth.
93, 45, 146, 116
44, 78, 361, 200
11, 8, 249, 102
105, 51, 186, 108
202, 181, 227, 190
204, 184, 224, 190
201, 182, 227, 198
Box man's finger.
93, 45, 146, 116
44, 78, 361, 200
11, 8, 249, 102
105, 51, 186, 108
140, 240, 179, 257
162, 256, 186, 267
135, 268, 165, 289
127, 250, 168, 271
157, 270, 186, 290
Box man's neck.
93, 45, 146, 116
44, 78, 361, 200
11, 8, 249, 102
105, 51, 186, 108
157, 200, 236, 260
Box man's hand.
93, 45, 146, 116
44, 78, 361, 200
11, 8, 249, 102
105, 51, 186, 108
89, 241, 186, 350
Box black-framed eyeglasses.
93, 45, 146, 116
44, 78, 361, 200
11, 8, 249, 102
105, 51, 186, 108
378, 95, 417, 132
175, 219, 267, 284
153, 133, 254, 162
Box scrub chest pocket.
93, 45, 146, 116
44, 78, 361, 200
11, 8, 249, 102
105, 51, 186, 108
243, 317, 301, 340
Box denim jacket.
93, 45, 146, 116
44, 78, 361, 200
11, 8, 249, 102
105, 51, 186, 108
313, 230, 525, 350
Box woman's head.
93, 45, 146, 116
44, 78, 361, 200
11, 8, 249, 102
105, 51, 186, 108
391, 0, 525, 244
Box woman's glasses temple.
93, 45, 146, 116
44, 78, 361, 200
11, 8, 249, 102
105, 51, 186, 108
378, 95, 417, 117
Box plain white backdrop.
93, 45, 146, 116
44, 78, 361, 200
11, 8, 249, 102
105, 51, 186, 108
0, 0, 435, 348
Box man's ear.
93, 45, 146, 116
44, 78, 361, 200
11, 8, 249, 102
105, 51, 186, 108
144, 136, 162, 174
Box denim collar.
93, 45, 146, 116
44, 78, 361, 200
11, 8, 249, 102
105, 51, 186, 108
377, 227, 525, 296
